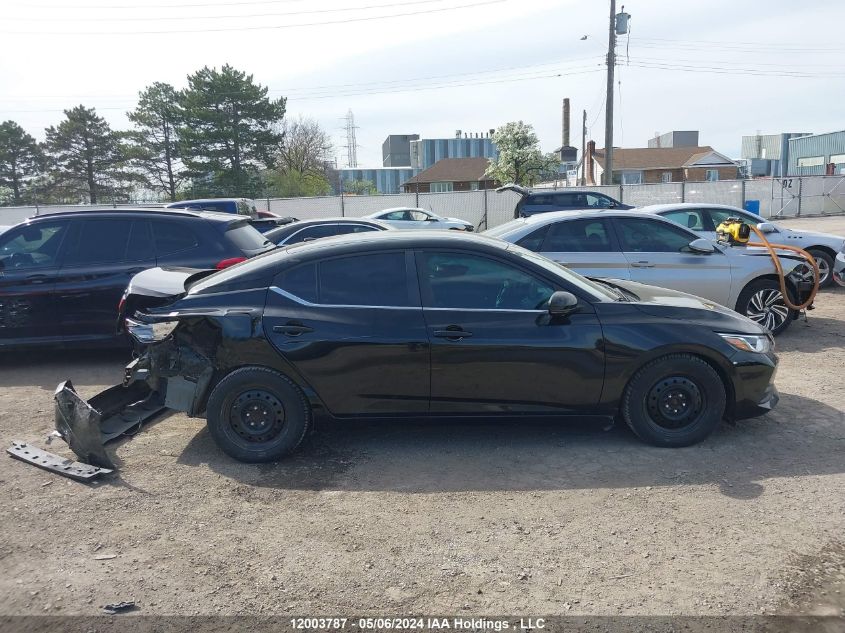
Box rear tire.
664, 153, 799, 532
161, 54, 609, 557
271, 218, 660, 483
622, 354, 726, 447
735, 278, 794, 336
206, 366, 311, 463
807, 249, 833, 288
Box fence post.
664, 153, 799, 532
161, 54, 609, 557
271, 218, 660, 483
681, 181, 686, 203
619, 184, 624, 203
741, 179, 746, 209
481, 188, 489, 231
415, 187, 419, 208
797, 177, 802, 217
340, 191, 345, 217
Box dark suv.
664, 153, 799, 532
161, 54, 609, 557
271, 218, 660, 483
498, 184, 632, 218
0, 209, 274, 349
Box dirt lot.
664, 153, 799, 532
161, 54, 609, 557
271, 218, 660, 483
0, 216, 843, 621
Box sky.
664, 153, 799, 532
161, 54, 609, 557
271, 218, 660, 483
1, 0, 844, 167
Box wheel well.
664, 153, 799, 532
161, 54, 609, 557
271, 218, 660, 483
806, 245, 835, 258
738, 274, 797, 310
621, 352, 735, 420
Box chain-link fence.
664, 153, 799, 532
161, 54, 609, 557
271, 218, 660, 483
4, 175, 845, 229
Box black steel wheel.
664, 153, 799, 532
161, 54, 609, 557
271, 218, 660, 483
206, 367, 311, 462
622, 354, 726, 447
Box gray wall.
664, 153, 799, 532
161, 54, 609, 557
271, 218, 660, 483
788, 131, 845, 176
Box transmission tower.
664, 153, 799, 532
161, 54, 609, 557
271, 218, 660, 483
343, 109, 359, 168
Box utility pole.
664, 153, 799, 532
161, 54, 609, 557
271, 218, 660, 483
603, 0, 616, 185
581, 109, 587, 186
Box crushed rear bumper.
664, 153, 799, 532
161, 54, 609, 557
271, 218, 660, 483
53, 379, 167, 470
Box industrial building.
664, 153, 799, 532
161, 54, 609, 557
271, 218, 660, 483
340, 130, 498, 194
787, 130, 845, 176
741, 132, 810, 177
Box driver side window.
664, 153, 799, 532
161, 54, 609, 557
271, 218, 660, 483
418, 252, 554, 310
409, 210, 430, 221
614, 217, 695, 253
383, 210, 409, 221
0, 221, 69, 269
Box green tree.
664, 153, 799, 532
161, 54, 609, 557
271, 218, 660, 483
485, 121, 560, 186
266, 117, 334, 197
0, 120, 42, 205
179, 65, 286, 197
44, 105, 130, 203
127, 82, 186, 202
342, 179, 377, 195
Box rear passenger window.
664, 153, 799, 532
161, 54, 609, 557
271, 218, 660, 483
319, 253, 410, 306
152, 221, 199, 255
64, 219, 132, 265
287, 225, 337, 245
543, 219, 613, 252
516, 225, 549, 252
278, 263, 318, 303
126, 220, 154, 261
277, 253, 410, 307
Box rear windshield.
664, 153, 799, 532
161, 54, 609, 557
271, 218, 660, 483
225, 222, 274, 254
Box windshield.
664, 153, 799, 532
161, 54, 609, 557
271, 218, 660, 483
507, 243, 619, 301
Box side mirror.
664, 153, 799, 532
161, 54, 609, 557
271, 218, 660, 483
756, 222, 776, 234
688, 238, 716, 253
426, 216, 438, 221
548, 290, 578, 316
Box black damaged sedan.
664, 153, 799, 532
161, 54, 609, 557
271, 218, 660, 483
78, 231, 779, 463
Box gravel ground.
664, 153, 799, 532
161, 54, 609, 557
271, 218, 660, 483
0, 216, 843, 620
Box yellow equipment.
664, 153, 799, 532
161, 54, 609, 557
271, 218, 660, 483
715, 217, 751, 244
716, 217, 819, 312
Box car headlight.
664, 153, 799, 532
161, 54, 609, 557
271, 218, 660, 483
718, 332, 772, 354
125, 318, 179, 343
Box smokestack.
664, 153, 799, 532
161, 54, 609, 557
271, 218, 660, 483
562, 98, 571, 147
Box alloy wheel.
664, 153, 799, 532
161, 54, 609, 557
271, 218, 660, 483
746, 288, 789, 332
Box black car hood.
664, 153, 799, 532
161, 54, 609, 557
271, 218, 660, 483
597, 278, 766, 334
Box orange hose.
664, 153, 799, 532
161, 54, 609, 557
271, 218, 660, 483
746, 225, 819, 312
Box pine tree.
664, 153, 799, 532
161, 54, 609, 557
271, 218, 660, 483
179, 65, 286, 197
127, 82, 185, 202
0, 120, 42, 205
44, 105, 129, 203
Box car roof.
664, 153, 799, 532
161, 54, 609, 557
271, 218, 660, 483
518, 208, 661, 224
637, 203, 745, 214
263, 217, 390, 239
165, 198, 253, 205
23, 208, 242, 224
370, 207, 427, 214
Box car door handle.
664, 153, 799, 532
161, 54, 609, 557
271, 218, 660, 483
26, 274, 48, 284
273, 323, 314, 336
434, 327, 473, 340
631, 261, 655, 268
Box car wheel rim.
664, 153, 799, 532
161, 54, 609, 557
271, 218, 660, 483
795, 258, 829, 285
229, 390, 285, 443
646, 376, 704, 429
815, 257, 830, 284
746, 289, 789, 332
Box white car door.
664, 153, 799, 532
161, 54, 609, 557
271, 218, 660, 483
408, 209, 440, 229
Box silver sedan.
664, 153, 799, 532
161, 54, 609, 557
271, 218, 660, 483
484, 210, 814, 335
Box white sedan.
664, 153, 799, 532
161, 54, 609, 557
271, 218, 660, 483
364, 207, 474, 231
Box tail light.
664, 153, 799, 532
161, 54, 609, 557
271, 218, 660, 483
216, 257, 247, 270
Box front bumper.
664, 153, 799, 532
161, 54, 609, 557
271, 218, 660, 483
729, 350, 780, 420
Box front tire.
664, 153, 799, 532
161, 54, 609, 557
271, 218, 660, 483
807, 249, 833, 288
622, 354, 726, 447
206, 366, 311, 463
735, 279, 794, 336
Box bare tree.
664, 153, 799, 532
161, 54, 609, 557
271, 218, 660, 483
267, 117, 335, 197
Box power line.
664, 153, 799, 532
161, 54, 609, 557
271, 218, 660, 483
1, 0, 505, 35
6, 0, 450, 22
0, 66, 604, 113
19, 0, 310, 8
0, 55, 605, 101
633, 36, 845, 53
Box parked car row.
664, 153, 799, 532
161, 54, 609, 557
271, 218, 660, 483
0, 195, 838, 349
